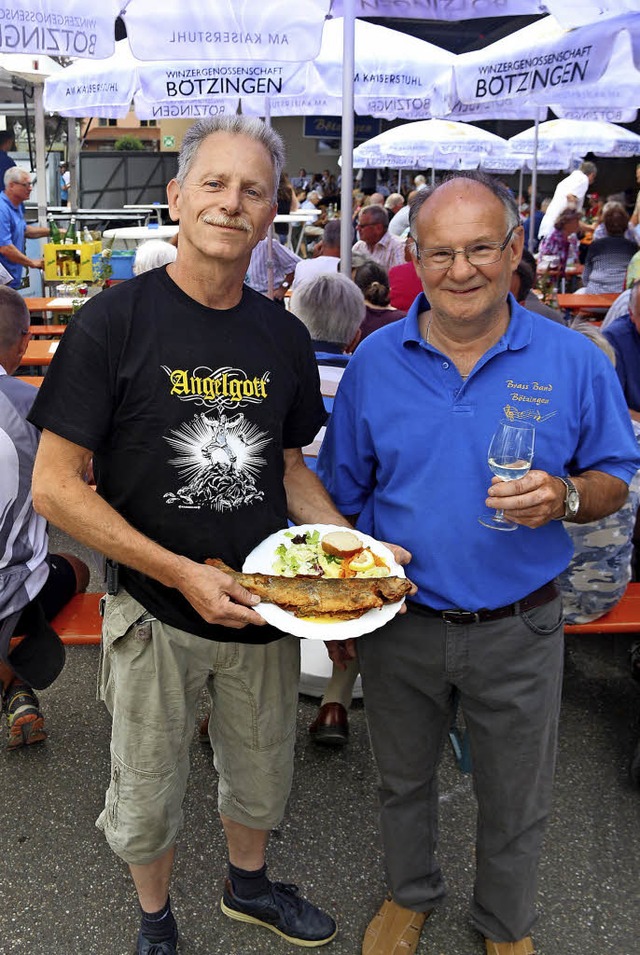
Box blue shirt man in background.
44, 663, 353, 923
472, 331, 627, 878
603, 280, 640, 419
0, 168, 47, 289
0, 131, 16, 188
317, 171, 640, 955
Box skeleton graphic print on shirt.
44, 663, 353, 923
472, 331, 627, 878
162, 364, 271, 512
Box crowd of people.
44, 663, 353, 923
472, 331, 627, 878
2, 118, 640, 955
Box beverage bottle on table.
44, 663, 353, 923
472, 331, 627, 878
65, 216, 78, 244
82, 226, 93, 243
47, 213, 62, 243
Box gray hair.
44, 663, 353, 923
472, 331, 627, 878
358, 204, 389, 229
580, 161, 597, 178
322, 219, 341, 249
4, 166, 29, 188
176, 117, 285, 200
133, 239, 177, 275
290, 273, 365, 346
569, 319, 616, 367
0, 286, 29, 350
385, 192, 404, 211
409, 170, 520, 240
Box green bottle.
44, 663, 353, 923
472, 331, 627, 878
65, 216, 78, 244
47, 212, 62, 244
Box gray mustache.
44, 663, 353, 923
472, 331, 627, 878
202, 214, 251, 232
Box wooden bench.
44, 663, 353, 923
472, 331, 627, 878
51, 592, 103, 645
564, 582, 640, 634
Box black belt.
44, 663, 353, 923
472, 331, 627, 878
407, 580, 559, 626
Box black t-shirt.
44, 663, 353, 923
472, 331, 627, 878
29, 267, 327, 642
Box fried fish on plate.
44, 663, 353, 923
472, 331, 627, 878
206, 558, 411, 620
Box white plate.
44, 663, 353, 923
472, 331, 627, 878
242, 523, 406, 641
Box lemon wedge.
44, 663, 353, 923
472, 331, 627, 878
348, 549, 375, 573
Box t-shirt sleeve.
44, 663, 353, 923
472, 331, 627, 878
316, 359, 374, 516
27, 299, 117, 452
0, 204, 14, 246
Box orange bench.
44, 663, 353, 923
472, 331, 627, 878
564, 582, 640, 634
51, 592, 103, 645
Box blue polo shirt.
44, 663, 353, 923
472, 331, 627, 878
602, 315, 640, 413
0, 191, 26, 288
317, 294, 640, 611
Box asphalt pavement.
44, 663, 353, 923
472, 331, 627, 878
1, 537, 640, 954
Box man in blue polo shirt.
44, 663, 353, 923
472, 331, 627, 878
317, 171, 640, 955
603, 280, 640, 419
0, 168, 47, 289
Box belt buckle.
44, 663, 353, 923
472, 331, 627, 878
441, 609, 480, 625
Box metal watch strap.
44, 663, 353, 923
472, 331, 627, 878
556, 476, 579, 520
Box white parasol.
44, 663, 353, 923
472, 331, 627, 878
350, 119, 510, 171
0, 0, 331, 62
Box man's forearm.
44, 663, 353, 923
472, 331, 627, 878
32, 446, 189, 589
283, 448, 352, 528
0, 243, 35, 267
571, 470, 629, 523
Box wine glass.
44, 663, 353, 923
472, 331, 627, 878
478, 420, 535, 532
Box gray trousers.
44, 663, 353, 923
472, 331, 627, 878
357, 595, 564, 942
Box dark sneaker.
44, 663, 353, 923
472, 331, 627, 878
221, 878, 337, 947
3, 682, 47, 750
136, 925, 178, 954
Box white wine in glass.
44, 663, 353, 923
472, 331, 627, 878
478, 420, 535, 532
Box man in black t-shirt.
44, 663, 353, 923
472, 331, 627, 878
29, 117, 404, 955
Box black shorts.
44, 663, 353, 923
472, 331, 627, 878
13, 554, 76, 633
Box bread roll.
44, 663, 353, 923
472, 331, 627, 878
321, 530, 363, 559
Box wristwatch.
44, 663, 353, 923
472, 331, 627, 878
556, 476, 580, 520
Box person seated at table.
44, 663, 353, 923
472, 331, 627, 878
246, 234, 301, 303
352, 204, 405, 273
510, 249, 565, 325
133, 239, 177, 276
578, 203, 638, 296
352, 260, 406, 344
289, 272, 365, 745
290, 270, 365, 368
592, 199, 638, 245
388, 236, 423, 312
538, 207, 581, 276
601, 255, 640, 330
603, 280, 640, 420
274, 171, 299, 246
0, 286, 89, 749
292, 220, 340, 287
558, 322, 640, 623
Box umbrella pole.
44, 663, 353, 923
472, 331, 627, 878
67, 117, 79, 211
263, 96, 276, 300
34, 85, 47, 227
339, 0, 356, 278
528, 106, 541, 253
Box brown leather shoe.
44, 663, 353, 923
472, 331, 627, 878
362, 897, 430, 955
309, 702, 349, 746
485, 936, 536, 955
198, 713, 211, 745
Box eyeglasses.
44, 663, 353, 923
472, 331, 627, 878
417, 228, 515, 271
17, 181, 32, 190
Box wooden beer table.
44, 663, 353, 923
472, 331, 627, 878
556, 292, 619, 313
22, 339, 60, 367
